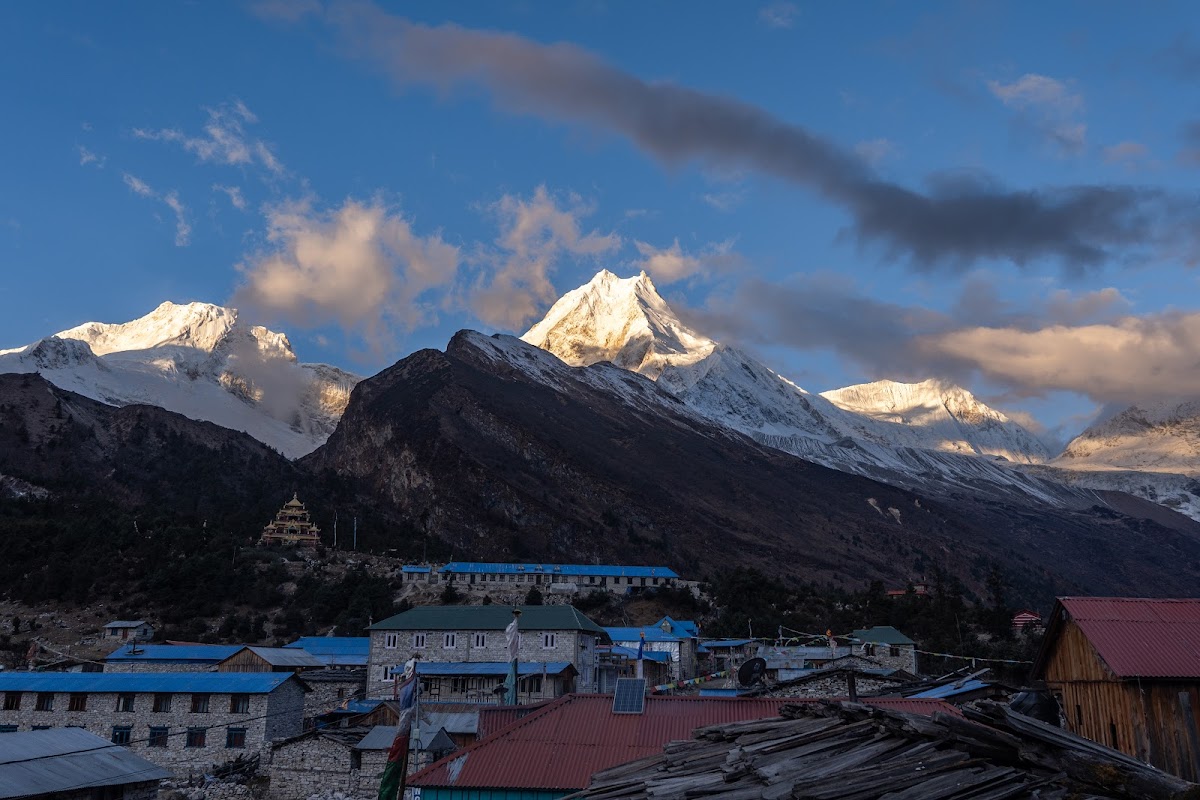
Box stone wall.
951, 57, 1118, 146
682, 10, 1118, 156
0, 687, 302, 778
853, 644, 918, 674
267, 736, 397, 800
367, 631, 599, 697
766, 673, 902, 699
104, 662, 223, 674
302, 673, 366, 720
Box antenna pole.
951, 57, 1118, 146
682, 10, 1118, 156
353, 516, 357, 551
333, 510, 338, 550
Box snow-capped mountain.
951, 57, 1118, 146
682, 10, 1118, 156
0, 302, 358, 458
1053, 401, 1200, 475
521, 270, 1086, 505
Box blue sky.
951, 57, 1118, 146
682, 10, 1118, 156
3, 1, 1200, 446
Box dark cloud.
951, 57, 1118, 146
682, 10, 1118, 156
328, 2, 1192, 274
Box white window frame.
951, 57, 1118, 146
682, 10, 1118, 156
473, 632, 487, 649
384, 633, 398, 650
542, 632, 556, 649
444, 632, 457, 649
412, 633, 427, 649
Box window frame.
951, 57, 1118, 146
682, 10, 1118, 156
473, 632, 487, 649
444, 632, 457, 649
3, 692, 20, 711
185, 727, 207, 748
542, 632, 557, 649
230, 693, 250, 714
115, 693, 136, 713
111, 725, 133, 745
190, 693, 210, 714
152, 693, 173, 713
412, 633, 427, 649
384, 632, 398, 650
226, 727, 247, 749
34, 693, 54, 712
148, 726, 169, 748
68, 693, 87, 712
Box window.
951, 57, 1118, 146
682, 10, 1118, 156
230, 694, 250, 714
450, 677, 466, 693
152, 693, 172, 713
384, 633, 398, 650
336, 688, 347, 699
1109, 721, 1119, 750
525, 676, 543, 694
473, 633, 487, 649
350, 751, 362, 770
444, 633, 457, 649
862, 644, 875, 657
0, 725, 16, 733
542, 632, 556, 649
148, 727, 169, 748
186, 728, 206, 748
111, 726, 132, 745
226, 727, 247, 749
35, 693, 53, 712
1075, 705, 1083, 729
889, 646, 900, 658
68, 693, 87, 712
412, 633, 427, 649
116, 694, 135, 713
3, 692, 20, 711
191, 694, 210, 713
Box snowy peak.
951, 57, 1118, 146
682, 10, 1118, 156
57, 301, 242, 356
1053, 401, 1200, 475
521, 269, 715, 379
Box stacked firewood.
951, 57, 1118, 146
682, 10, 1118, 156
567, 700, 1196, 799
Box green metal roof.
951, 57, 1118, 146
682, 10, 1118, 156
368, 605, 607, 637
851, 626, 915, 646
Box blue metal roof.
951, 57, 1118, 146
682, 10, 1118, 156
910, 679, 992, 699
0, 671, 297, 694
283, 637, 370, 666
701, 639, 754, 648
402, 565, 432, 573
607, 646, 671, 663
399, 661, 575, 677
657, 617, 698, 637
105, 644, 241, 663
441, 562, 679, 579
321, 698, 383, 717
605, 627, 685, 643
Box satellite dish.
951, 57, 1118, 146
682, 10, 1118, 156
737, 657, 767, 687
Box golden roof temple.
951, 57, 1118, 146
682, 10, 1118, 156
260, 493, 321, 548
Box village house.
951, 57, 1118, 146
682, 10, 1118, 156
283, 636, 370, 669
105, 643, 242, 673
0, 671, 306, 777
753, 664, 915, 700
605, 617, 700, 680
1032, 596, 1200, 781
850, 626, 919, 673
595, 644, 672, 692
0, 727, 170, 800
698, 638, 756, 670
297, 668, 368, 724
434, 561, 687, 596
366, 605, 609, 698
217, 646, 324, 674
102, 620, 155, 644
1011, 608, 1043, 633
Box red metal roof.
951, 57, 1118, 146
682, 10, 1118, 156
1058, 597, 1200, 679
409, 694, 959, 792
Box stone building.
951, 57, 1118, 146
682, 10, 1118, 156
299, 668, 367, 722
754, 666, 912, 699
435, 561, 686, 597
267, 727, 378, 799
850, 626, 919, 674
102, 620, 156, 644
0, 727, 170, 800
605, 617, 700, 680
366, 605, 608, 698
259, 494, 321, 548
0, 671, 306, 777
105, 644, 242, 673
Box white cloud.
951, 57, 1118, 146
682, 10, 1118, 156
234, 197, 459, 344
987, 73, 1086, 154
471, 186, 620, 330
134, 100, 285, 176
758, 2, 799, 29
121, 173, 190, 246
854, 138, 897, 166
700, 190, 745, 212
633, 238, 738, 285
213, 184, 248, 210
77, 145, 105, 168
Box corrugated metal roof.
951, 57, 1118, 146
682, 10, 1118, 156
850, 626, 916, 646
105, 643, 241, 663
236, 646, 325, 668
441, 562, 679, 578
410, 694, 958, 791
0, 728, 171, 798
605, 627, 683, 643
402, 565, 432, 573
102, 620, 148, 628
607, 646, 671, 663
0, 671, 297, 694
369, 605, 607, 637
1045, 597, 1200, 679
355, 725, 399, 751
406, 661, 574, 677
701, 639, 754, 648
910, 678, 993, 699
284, 637, 370, 654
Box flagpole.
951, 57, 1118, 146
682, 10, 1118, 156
505, 608, 522, 705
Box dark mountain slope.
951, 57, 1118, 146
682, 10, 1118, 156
305, 332, 1200, 598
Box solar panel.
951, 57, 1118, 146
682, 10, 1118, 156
612, 678, 647, 714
